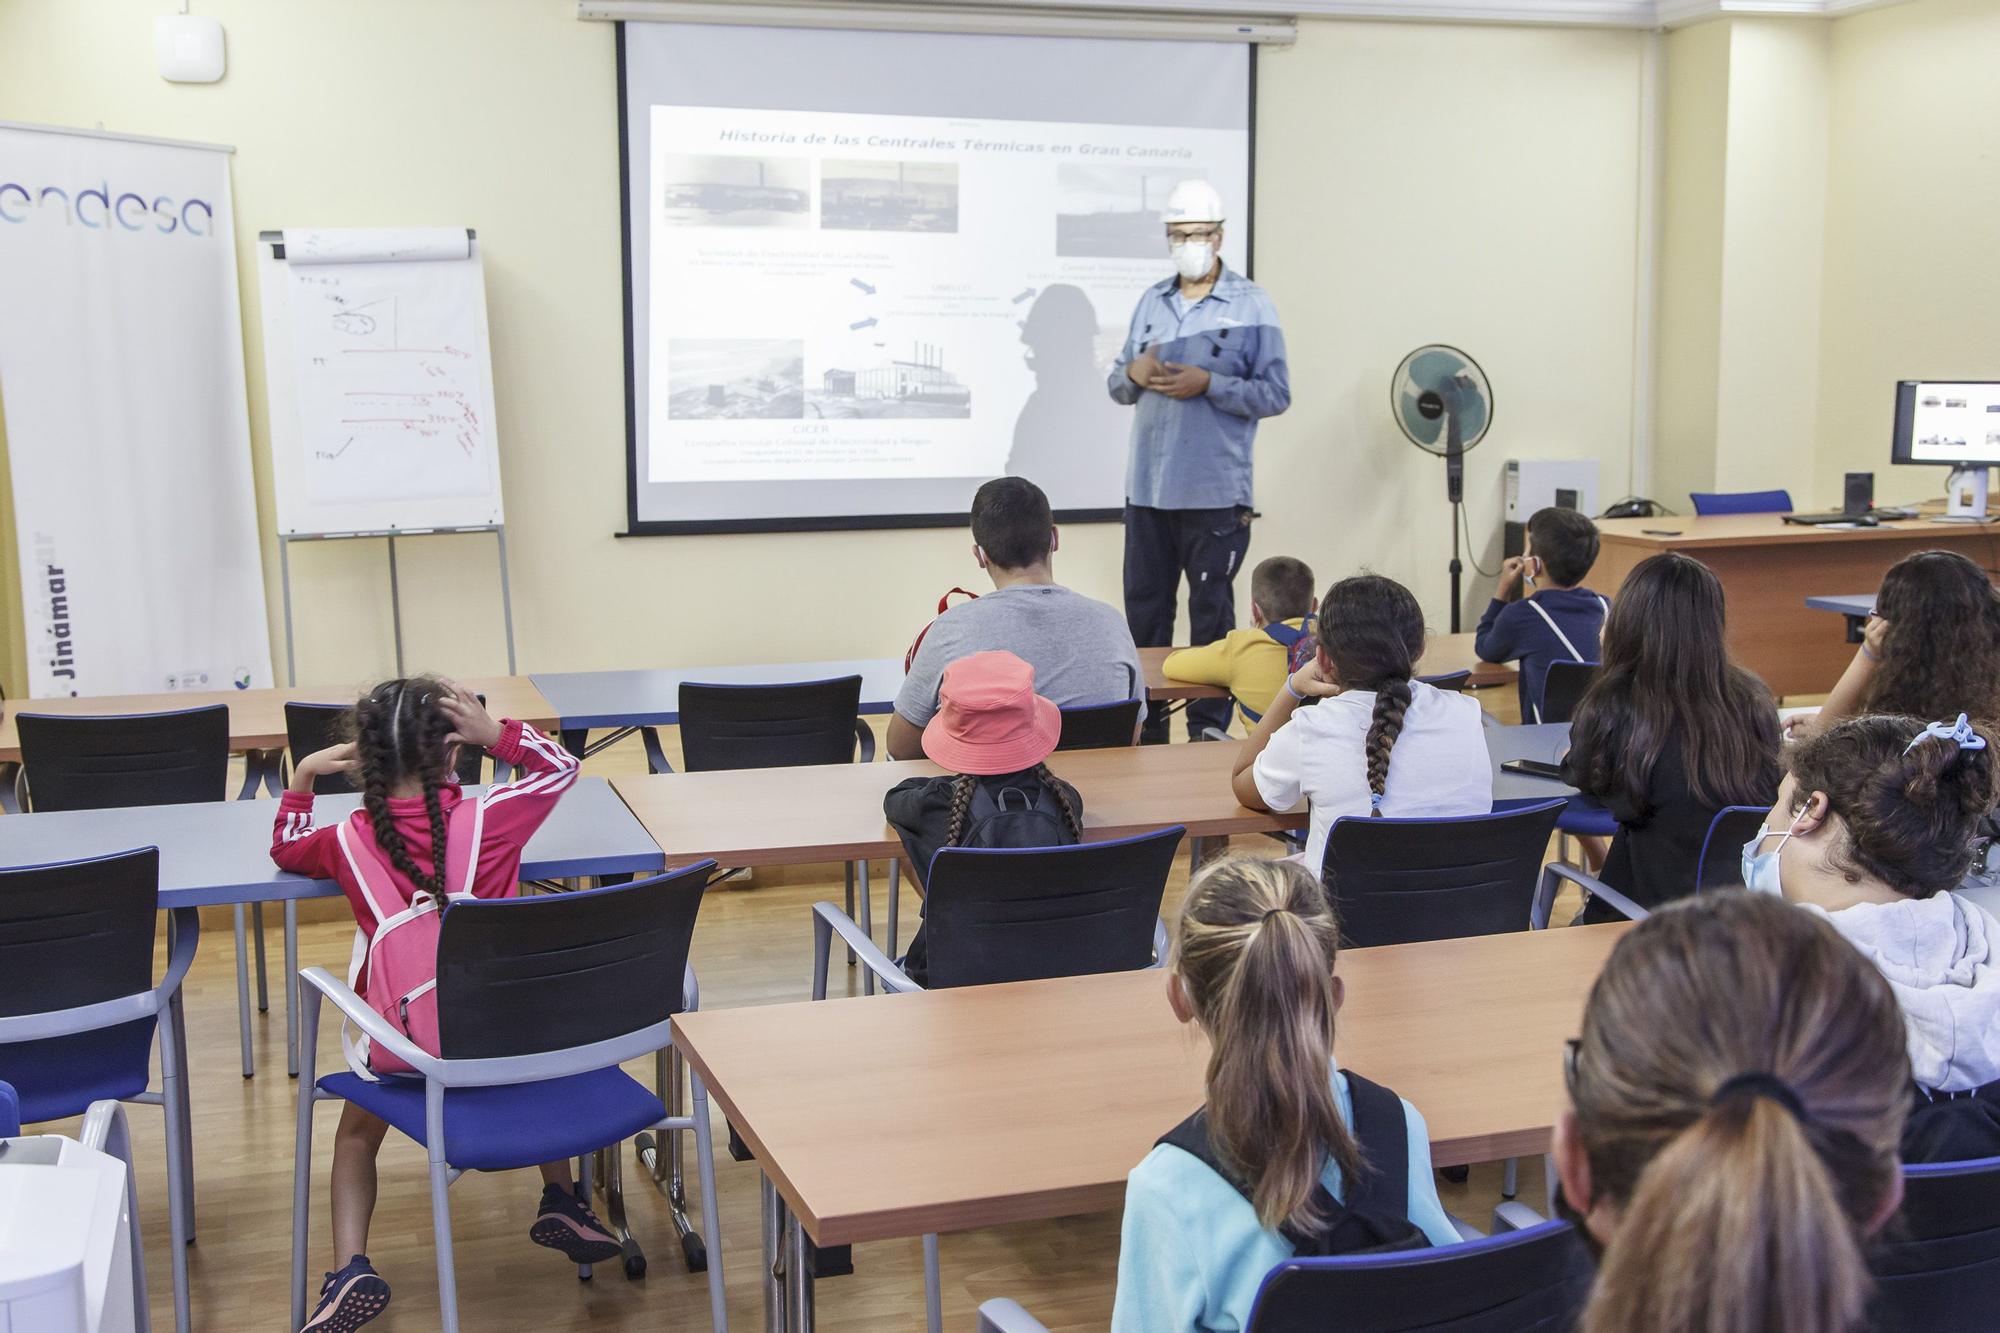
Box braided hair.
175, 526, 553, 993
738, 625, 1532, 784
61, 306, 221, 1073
941, 763, 1084, 846
347, 676, 456, 898
1315, 575, 1424, 815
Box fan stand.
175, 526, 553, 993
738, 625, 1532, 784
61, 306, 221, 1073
1445, 414, 1465, 633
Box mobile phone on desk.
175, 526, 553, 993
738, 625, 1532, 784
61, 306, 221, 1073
1500, 758, 1567, 780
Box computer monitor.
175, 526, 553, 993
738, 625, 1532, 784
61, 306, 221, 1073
1892, 381, 2000, 468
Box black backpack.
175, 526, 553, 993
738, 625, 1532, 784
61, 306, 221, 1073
957, 779, 1077, 850
1158, 1069, 1433, 1257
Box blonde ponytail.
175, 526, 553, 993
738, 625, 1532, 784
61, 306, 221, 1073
1569, 892, 1909, 1333
1175, 857, 1360, 1233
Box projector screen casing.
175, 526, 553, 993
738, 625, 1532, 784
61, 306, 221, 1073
616, 21, 1256, 534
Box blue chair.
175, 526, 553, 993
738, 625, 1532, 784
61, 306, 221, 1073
1056, 698, 1142, 750
291, 863, 728, 1333
0, 848, 197, 1333
1871, 1154, 2000, 1331
1690, 489, 1793, 517
1536, 661, 1597, 726
978, 1218, 1594, 1332
1319, 802, 1569, 947
0, 1078, 16, 1136
1694, 805, 1769, 892
813, 827, 1184, 1333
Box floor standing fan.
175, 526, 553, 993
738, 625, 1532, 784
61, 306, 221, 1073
1391, 345, 1493, 632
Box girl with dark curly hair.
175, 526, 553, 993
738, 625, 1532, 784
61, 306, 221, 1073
1792, 548, 2000, 739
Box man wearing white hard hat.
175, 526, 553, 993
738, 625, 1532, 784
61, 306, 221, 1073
1107, 178, 1290, 743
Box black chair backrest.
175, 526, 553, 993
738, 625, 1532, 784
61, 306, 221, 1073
1695, 804, 1769, 892
923, 827, 1182, 989
286, 698, 485, 794
1871, 1155, 2000, 1332
677, 677, 862, 773
1055, 698, 1141, 751
1321, 801, 1568, 948
1247, 1221, 1595, 1333
1538, 662, 1598, 725
0, 848, 160, 1017
17, 707, 229, 811
435, 860, 716, 1060
1417, 669, 1472, 692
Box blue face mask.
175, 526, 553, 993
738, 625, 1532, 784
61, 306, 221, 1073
1741, 814, 1806, 895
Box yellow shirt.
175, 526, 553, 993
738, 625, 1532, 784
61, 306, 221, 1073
1161, 619, 1309, 729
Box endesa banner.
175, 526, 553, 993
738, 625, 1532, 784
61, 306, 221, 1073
0, 121, 270, 697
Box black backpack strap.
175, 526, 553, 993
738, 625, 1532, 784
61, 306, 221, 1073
1338, 1070, 1410, 1217
1158, 1107, 1346, 1237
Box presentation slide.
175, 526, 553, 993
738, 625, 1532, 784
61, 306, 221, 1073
1905, 382, 2000, 464
620, 22, 1252, 533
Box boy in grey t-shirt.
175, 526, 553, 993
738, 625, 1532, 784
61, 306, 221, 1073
889, 477, 1143, 759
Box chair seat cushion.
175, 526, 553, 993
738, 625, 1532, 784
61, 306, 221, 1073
318, 1065, 666, 1172
0, 1020, 157, 1126
1556, 797, 1619, 838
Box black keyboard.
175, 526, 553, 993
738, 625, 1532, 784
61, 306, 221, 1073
1783, 512, 1881, 526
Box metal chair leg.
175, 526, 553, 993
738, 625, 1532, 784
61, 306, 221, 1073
159, 1005, 194, 1333
860, 861, 875, 997
923, 1232, 942, 1333
597, 1136, 647, 1279
886, 860, 901, 962
842, 863, 858, 968
429, 1152, 459, 1333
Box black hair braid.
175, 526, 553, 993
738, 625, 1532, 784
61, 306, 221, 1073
1364, 680, 1413, 814
1031, 763, 1083, 840
944, 774, 977, 847
352, 677, 453, 898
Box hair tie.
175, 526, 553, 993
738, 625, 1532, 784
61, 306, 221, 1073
1368, 792, 1385, 810
1260, 907, 1290, 923
1905, 713, 1987, 757
1710, 1072, 1807, 1122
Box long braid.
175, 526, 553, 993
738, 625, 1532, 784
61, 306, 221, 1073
943, 774, 976, 847
1031, 763, 1083, 840
352, 677, 452, 898
1364, 680, 1412, 815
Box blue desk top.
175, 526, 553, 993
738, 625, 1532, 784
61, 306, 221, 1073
531, 660, 907, 730
1806, 594, 1873, 618
0, 778, 663, 909
1486, 723, 1579, 802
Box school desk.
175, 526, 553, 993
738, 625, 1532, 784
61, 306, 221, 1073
0, 777, 661, 1084
1806, 592, 1873, 643
1592, 514, 2000, 696
0, 676, 556, 794
672, 921, 1631, 1329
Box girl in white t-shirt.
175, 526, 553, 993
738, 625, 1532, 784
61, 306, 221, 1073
1232, 573, 1492, 870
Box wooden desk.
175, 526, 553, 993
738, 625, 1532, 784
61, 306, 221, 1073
675, 923, 1628, 1325
0, 675, 557, 765
612, 741, 1303, 868
1139, 633, 1515, 703
1593, 514, 2000, 696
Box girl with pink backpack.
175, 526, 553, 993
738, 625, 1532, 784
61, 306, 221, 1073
269, 677, 616, 1333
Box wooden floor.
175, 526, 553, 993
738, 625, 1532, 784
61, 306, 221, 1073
36, 696, 1552, 1332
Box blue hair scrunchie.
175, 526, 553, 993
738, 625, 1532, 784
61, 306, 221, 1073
1905, 713, 1988, 757
1369, 791, 1385, 810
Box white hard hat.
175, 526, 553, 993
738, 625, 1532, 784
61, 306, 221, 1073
1162, 179, 1225, 226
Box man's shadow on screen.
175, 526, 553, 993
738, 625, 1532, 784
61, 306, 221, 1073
1006, 284, 1128, 506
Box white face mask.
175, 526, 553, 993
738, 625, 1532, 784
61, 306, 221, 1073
1171, 239, 1215, 281
1740, 813, 1807, 895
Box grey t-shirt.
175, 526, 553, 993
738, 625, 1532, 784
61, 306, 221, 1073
895, 583, 1144, 727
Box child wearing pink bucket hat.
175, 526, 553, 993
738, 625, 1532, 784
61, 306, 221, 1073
884, 650, 1084, 984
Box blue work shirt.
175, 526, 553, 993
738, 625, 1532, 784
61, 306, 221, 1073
1107, 265, 1290, 511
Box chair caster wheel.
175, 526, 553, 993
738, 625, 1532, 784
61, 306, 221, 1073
682, 1233, 708, 1273
624, 1252, 647, 1280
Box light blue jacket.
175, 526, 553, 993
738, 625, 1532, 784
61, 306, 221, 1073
1110, 1072, 1459, 1332
1107, 265, 1290, 511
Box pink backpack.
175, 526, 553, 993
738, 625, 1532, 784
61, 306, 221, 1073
333, 797, 494, 1079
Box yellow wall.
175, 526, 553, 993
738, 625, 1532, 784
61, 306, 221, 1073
0, 2, 1650, 693
1815, 0, 2000, 508
1654, 18, 1731, 510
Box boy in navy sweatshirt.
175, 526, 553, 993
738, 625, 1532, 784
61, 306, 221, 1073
1475, 507, 1609, 721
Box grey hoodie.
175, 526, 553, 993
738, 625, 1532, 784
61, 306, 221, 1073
1807, 893, 2000, 1094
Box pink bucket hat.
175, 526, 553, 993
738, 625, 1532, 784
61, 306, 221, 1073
921, 651, 1063, 776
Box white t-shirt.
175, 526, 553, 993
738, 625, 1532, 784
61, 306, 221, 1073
1252, 681, 1494, 871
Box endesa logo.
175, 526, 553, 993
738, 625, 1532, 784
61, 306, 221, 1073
0, 181, 213, 236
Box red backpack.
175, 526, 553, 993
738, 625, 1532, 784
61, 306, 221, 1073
333, 798, 493, 1079
904, 587, 980, 672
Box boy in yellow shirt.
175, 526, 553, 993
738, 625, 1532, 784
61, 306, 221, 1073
1162, 557, 1316, 734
